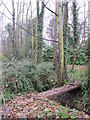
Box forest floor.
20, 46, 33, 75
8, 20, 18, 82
1, 85, 90, 119
67, 64, 86, 70
0, 64, 90, 119
1, 91, 90, 119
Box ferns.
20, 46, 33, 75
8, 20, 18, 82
2, 59, 55, 94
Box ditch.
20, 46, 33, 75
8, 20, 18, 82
51, 88, 90, 116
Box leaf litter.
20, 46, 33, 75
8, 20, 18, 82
1, 93, 90, 119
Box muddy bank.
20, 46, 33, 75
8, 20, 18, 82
50, 88, 90, 115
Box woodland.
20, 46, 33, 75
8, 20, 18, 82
0, 0, 90, 119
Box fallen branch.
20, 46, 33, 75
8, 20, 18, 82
34, 82, 80, 99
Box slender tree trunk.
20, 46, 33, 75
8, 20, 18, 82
84, 0, 86, 51
72, 0, 78, 49
16, 0, 19, 57
12, 0, 15, 56
21, 0, 24, 57
16, 1, 21, 58
8, 31, 11, 58
1, 14, 6, 56
63, 2, 68, 80
24, 2, 31, 56
88, 0, 90, 93
30, 0, 34, 60
37, 1, 40, 63
35, 17, 38, 58
72, 24, 82, 70
57, 0, 64, 86
37, 0, 44, 63
53, 1, 57, 70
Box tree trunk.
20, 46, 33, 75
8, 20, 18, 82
12, 0, 15, 56
72, 0, 78, 49
21, 0, 24, 57
30, 0, 34, 60
16, 1, 21, 58
53, 1, 57, 71
57, 0, 64, 86
72, 24, 82, 70
37, 0, 44, 63
88, 0, 90, 94
63, 2, 68, 80
24, 1, 31, 57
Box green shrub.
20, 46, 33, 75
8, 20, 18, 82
67, 41, 88, 65
80, 71, 90, 108
2, 59, 56, 94
42, 45, 53, 62
36, 62, 54, 90
2, 59, 35, 93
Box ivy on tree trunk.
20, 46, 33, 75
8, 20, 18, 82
63, 2, 68, 81
37, 0, 44, 63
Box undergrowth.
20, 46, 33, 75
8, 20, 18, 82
80, 70, 90, 110
67, 65, 86, 83
2, 58, 56, 95
67, 65, 90, 112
